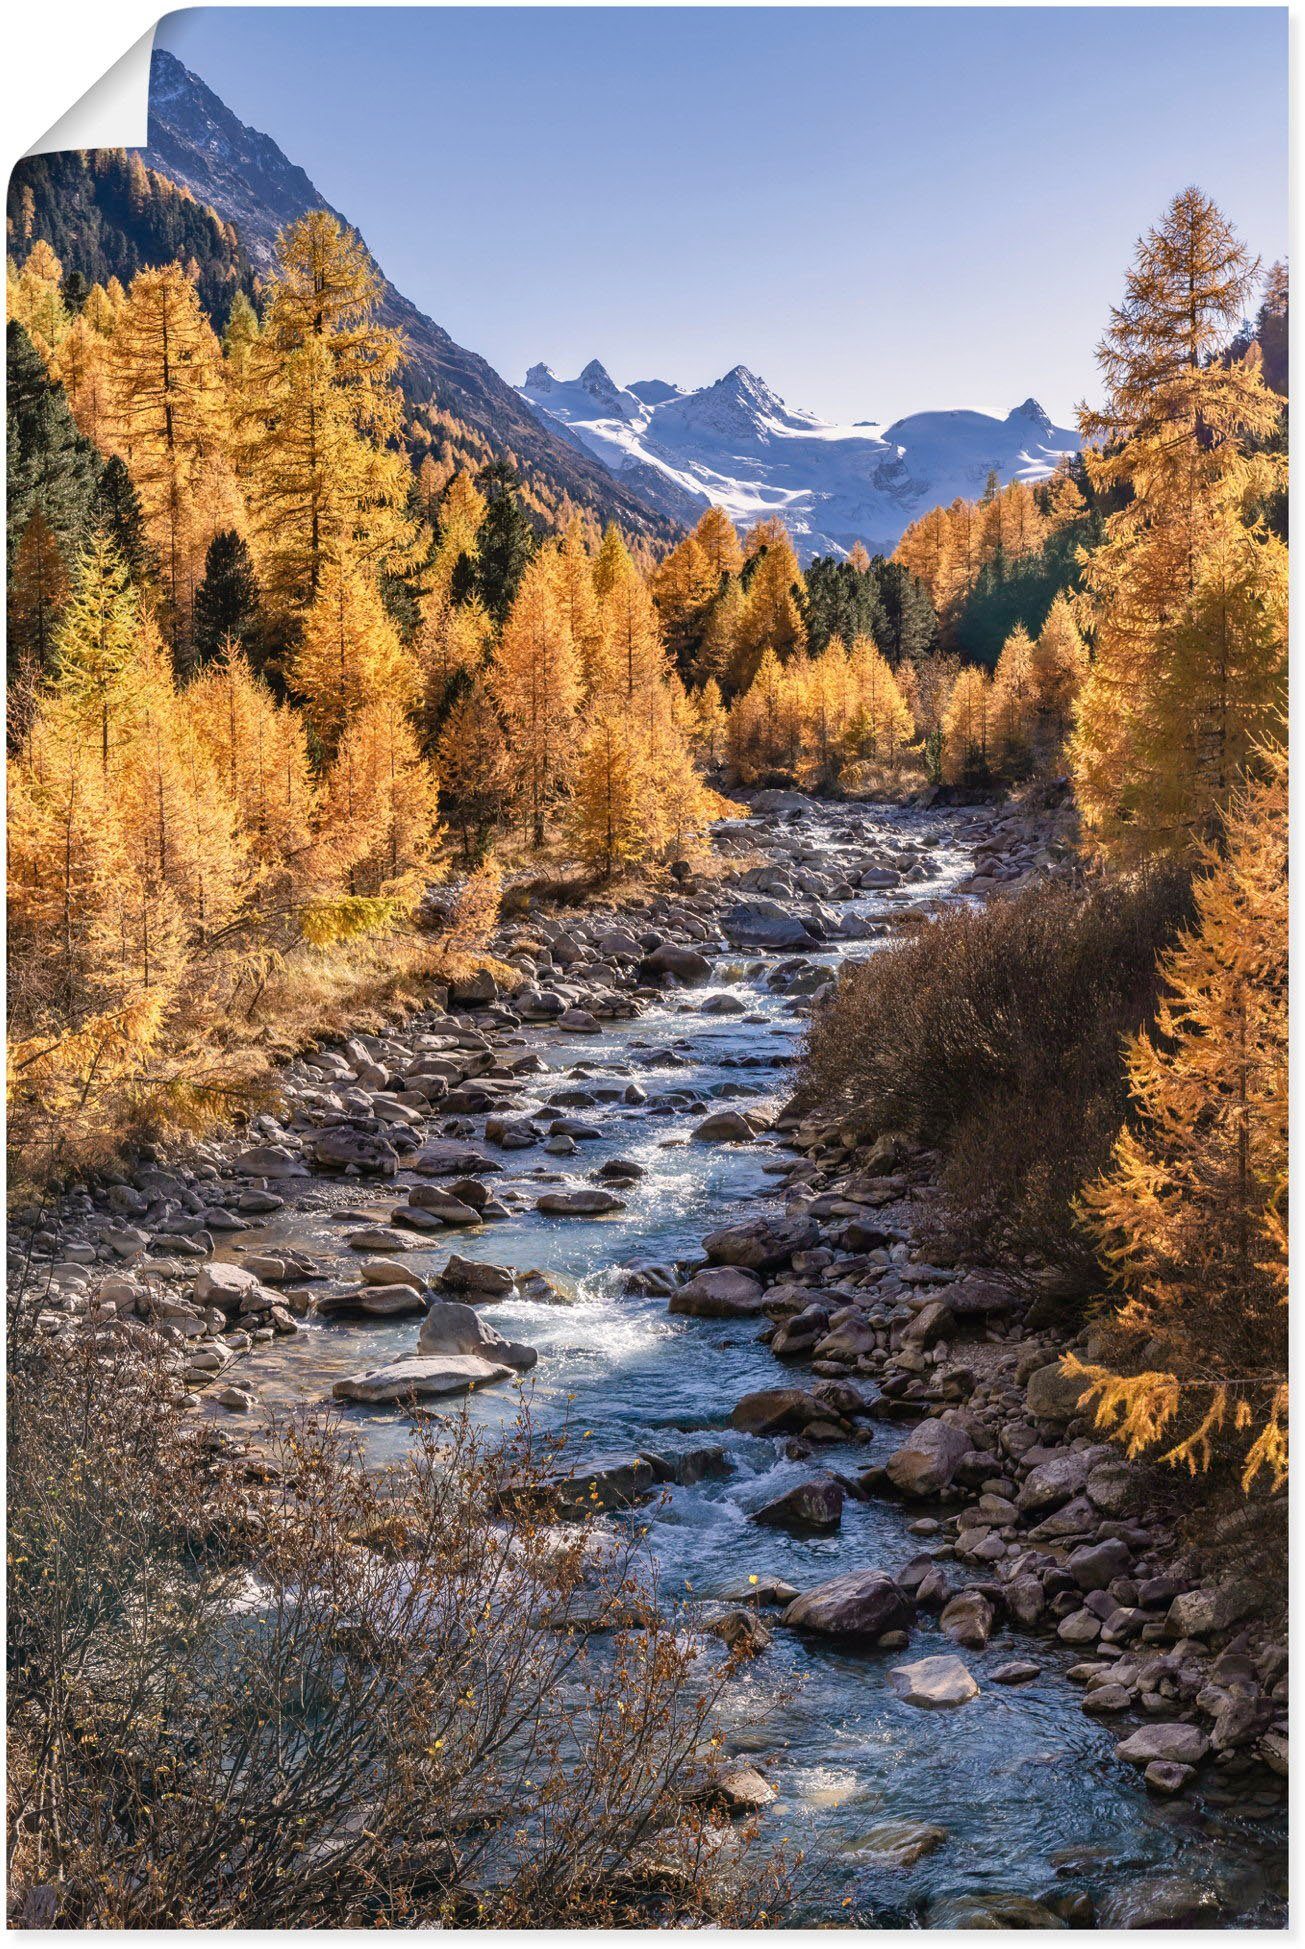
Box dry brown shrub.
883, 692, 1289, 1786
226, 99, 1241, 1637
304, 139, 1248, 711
803, 868, 1194, 1269
7, 1338, 791, 1928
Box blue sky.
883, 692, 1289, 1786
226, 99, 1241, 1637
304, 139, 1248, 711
156, 7, 1288, 427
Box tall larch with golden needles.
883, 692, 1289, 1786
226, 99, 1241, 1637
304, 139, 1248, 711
570, 711, 654, 879
1030, 593, 1088, 750
991, 624, 1037, 776
1069, 740, 1287, 1493
236, 212, 419, 615
493, 546, 581, 846
941, 664, 993, 786
289, 557, 420, 759
1070, 189, 1285, 863
106, 264, 236, 645
692, 504, 744, 581
321, 696, 440, 901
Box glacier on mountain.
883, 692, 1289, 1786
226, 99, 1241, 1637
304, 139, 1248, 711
519, 361, 1079, 561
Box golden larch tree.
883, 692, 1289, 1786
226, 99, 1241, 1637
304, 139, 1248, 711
1070, 188, 1285, 864
289, 558, 420, 759
492, 546, 581, 845
1070, 741, 1287, 1492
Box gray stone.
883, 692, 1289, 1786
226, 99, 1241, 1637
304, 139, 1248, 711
536, 1189, 626, 1216
888, 1654, 979, 1707
783, 1570, 913, 1643
704, 1215, 820, 1271
417, 1299, 536, 1372
1025, 1359, 1090, 1420
437, 1254, 516, 1297
1115, 1722, 1208, 1768
885, 1418, 972, 1497
332, 1354, 514, 1403
939, 1590, 994, 1650
752, 1478, 844, 1534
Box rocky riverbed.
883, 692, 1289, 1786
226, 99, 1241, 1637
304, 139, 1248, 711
11, 788, 1287, 1928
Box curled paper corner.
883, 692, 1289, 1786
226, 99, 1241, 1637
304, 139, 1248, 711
26, 23, 159, 158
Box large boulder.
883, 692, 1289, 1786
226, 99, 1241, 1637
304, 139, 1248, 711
691, 1110, 759, 1144
412, 1141, 500, 1178
720, 899, 820, 951
437, 1254, 516, 1297
731, 1388, 837, 1437
333, 1353, 514, 1403
232, 1143, 308, 1179
194, 1260, 268, 1314
783, 1569, 914, 1644
752, 1478, 844, 1534
884, 1418, 972, 1497
311, 1127, 400, 1176
944, 1272, 1023, 1319
1165, 1582, 1259, 1640
887, 1655, 980, 1708
418, 1299, 536, 1372
668, 1266, 767, 1318
1115, 1723, 1209, 1768
939, 1590, 994, 1650
536, 1188, 626, 1216
1017, 1448, 1101, 1514
528, 1452, 658, 1516
704, 1215, 820, 1272
1026, 1359, 1091, 1421
638, 943, 712, 984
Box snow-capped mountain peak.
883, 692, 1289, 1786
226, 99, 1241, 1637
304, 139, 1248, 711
518, 358, 1079, 560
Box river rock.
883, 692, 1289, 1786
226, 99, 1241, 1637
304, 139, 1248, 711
412, 1142, 499, 1178
332, 1353, 514, 1403
1145, 1761, 1196, 1796
1067, 1537, 1132, 1590
853, 1819, 947, 1868
669, 1266, 767, 1318
536, 1189, 626, 1216
887, 1654, 980, 1707
939, 1589, 994, 1649
529, 1451, 657, 1515
929, 1894, 1065, 1929
347, 1228, 412, 1252
1026, 1359, 1090, 1421
1115, 1723, 1208, 1768
406, 1189, 483, 1224
713, 1764, 776, 1816
691, 1110, 759, 1143
884, 1418, 971, 1496
704, 1215, 819, 1271
232, 1143, 307, 1178
311, 1127, 400, 1176
731, 1387, 839, 1437
752, 1478, 844, 1534
782, 1569, 913, 1643
1017, 1449, 1098, 1514
193, 1261, 267, 1313
639, 943, 712, 984
437, 1254, 516, 1297
359, 1259, 425, 1289
1096, 1875, 1224, 1929
418, 1299, 536, 1371
720, 899, 819, 950
1165, 1582, 1258, 1639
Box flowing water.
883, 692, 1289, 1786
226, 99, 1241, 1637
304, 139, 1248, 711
218, 803, 1286, 1927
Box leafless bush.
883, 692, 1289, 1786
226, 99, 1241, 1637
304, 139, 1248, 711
8, 1339, 788, 1927
804, 869, 1193, 1268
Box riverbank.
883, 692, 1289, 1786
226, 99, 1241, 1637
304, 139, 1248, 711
8, 787, 1286, 1927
